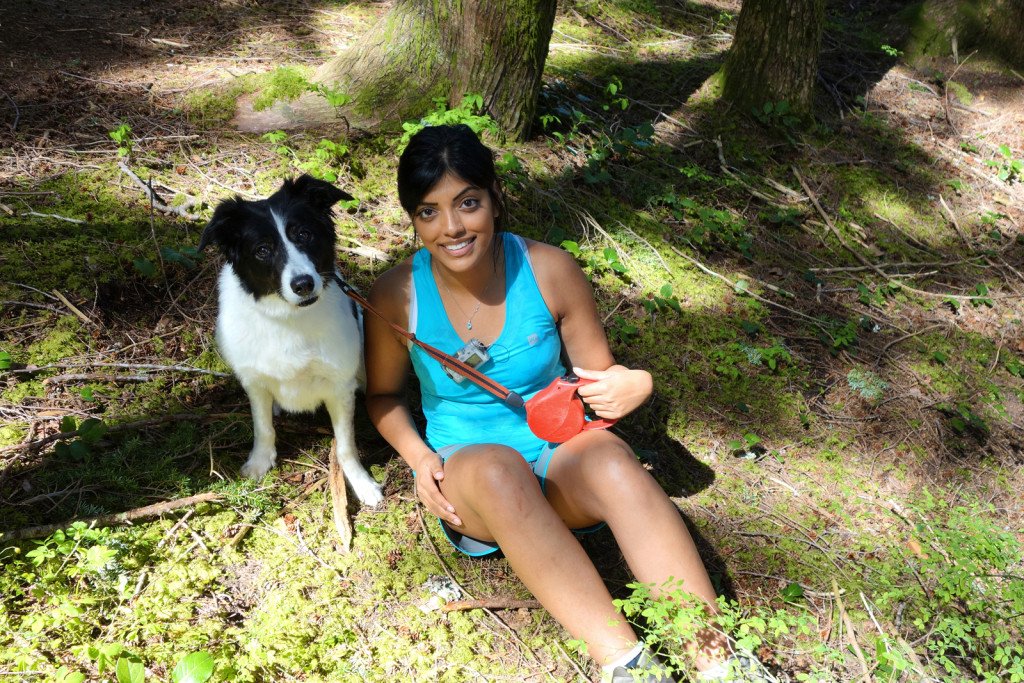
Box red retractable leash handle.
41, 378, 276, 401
335, 275, 616, 443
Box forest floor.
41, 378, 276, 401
1, 0, 1023, 682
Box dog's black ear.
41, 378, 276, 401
290, 174, 354, 213
198, 197, 245, 254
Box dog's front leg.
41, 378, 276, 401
241, 384, 278, 479
325, 389, 383, 506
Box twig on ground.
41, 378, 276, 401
794, 167, 1007, 302
42, 373, 153, 385
441, 598, 543, 612
0, 492, 220, 543
832, 578, 872, 683
9, 362, 230, 377
328, 439, 353, 553
118, 162, 202, 220
22, 211, 86, 224
874, 324, 944, 366
938, 194, 968, 245
49, 289, 92, 326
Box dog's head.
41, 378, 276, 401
199, 175, 353, 307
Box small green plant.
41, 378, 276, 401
109, 124, 133, 158
656, 195, 753, 258
608, 314, 638, 344
846, 367, 888, 402
399, 93, 499, 151
642, 284, 682, 316
880, 44, 903, 57
560, 241, 629, 278
985, 144, 1023, 184
752, 101, 800, 141
53, 417, 107, 462
728, 432, 762, 459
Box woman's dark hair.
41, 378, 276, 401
397, 124, 506, 238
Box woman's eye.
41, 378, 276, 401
416, 208, 436, 220
461, 198, 479, 209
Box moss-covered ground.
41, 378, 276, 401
1, 0, 1023, 681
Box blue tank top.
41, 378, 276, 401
409, 233, 565, 462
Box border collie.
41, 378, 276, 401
198, 175, 383, 506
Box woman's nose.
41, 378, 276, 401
441, 210, 464, 235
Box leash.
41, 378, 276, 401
333, 274, 525, 409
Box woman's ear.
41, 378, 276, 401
491, 181, 502, 217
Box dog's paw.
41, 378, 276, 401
240, 448, 276, 479
350, 474, 384, 507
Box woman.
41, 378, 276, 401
364, 124, 774, 682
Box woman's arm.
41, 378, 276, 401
364, 263, 462, 526
528, 241, 652, 419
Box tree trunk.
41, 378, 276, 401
898, 0, 1024, 68
233, 0, 557, 141
718, 0, 825, 122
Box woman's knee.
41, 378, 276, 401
445, 445, 539, 504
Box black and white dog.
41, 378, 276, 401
198, 175, 383, 506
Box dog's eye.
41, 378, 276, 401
254, 245, 272, 259
295, 228, 313, 243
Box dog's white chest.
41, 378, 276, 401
216, 269, 361, 412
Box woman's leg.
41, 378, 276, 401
438, 444, 639, 664
541, 431, 729, 670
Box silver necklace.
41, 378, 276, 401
436, 266, 494, 330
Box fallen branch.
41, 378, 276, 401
9, 361, 230, 378
43, 373, 153, 385
328, 439, 353, 553
793, 167, 1003, 303
442, 598, 543, 612
0, 492, 220, 543
118, 162, 202, 221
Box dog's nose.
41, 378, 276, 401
291, 274, 315, 297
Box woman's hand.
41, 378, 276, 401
412, 450, 463, 527
573, 366, 653, 420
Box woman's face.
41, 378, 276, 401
411, 173, 499, 275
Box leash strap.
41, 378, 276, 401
334, 275, 525, 409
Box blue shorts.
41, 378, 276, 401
434, 442, 606, 557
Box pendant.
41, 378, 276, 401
466, 322, 472, 330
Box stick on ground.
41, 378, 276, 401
0, 492, 220, 543
328, 439, 353, 553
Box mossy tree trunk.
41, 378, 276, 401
900, 0, 1024, 68
719, 0, 826, 123
234, 0, 557, 141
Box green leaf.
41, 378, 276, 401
172, 652, 215, 683
560, 240, 581, 256
932, 350, 948, 365
78, 418, 107, 443
659, 284, 673, 298
734, 280, 749, 294
780, 582, 804, 601
0, 351, 11, 369
728, 440, 744, 451
133, 259, 157, 278
602, 247, 618, 263
609, 261, 628, 274
61, 416, 77, 433
68, 440, 90, 462
116, 653, 146, 683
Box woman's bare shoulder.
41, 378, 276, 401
368, 256, 414, 320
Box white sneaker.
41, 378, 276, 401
604, 648, 677, 683
697, 650, 778, 682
